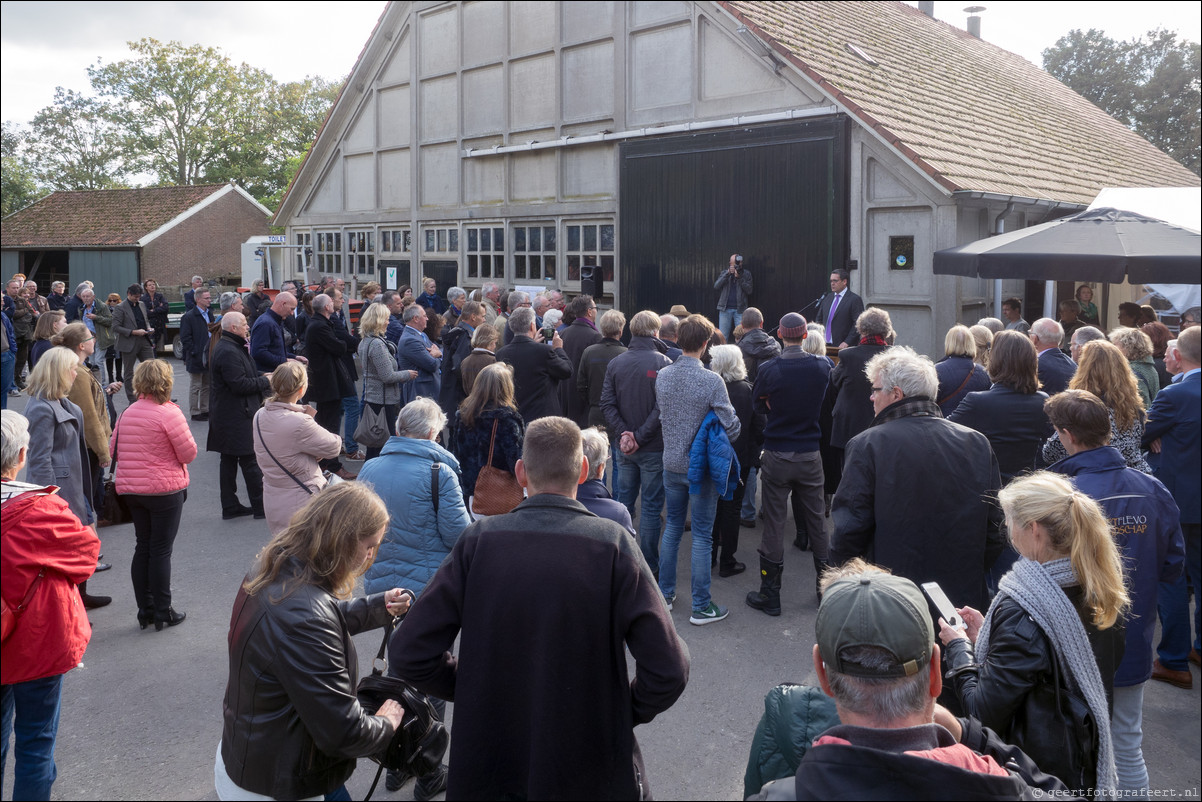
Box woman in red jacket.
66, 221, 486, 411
1, 409, 101, 800
110, 360, 198, 631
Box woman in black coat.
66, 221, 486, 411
142, 279, 170, 350
710, 345, 763, 577
207, 315, 271, 518
828, 308, 892, 451
304, 296, 356, 477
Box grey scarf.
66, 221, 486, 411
977, 557, 1115, 792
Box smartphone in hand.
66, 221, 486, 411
921, 582, 964, 629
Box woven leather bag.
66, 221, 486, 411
472, 419, 523, 515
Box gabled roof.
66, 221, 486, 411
1, 183, 270, 249
724, 1, 1200, 205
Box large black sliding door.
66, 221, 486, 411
619, 117, 848, 329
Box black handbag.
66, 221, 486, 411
355, 616, 449, 797
101, 420, 132, 526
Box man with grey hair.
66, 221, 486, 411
532, 293, 552, 325
496, 306, 571, 423
480, 281, 502, 326
1030, 317, 1074, 395
830, 347, 1003, 615
576, 427, 636, 537
47, 280, 68, 311
184, 275, 204, 311
208, 311, 271, 518
390, 415, 688, 801
499, 290, 529, 345
63, 281, 92, 323
976, 317, 1004, 335
1070, 325, 1106, 362
602, 310, 671, 574
658, 314, 683, 361
748, 560, 1063, 800
397, 302, 442, 403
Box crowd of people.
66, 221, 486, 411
2, 267, 1199, 800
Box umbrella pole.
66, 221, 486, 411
1043, 280, 1056, 319
994, 279, 1003, 318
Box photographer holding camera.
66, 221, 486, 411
715, 253, 753, 341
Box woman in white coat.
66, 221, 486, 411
252, 362, 343, 534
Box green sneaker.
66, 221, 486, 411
689, 602, 729, 625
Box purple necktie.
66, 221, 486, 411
826, 292, 841, 338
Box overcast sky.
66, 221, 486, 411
2, 0, 1198, 127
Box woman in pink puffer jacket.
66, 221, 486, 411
110, 359, 197, 631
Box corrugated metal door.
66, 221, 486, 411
619, 117, 848, 329
69, 250, 139, 299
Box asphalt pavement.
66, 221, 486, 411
3, 360, 1199, 800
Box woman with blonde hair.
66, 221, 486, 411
1043, 340, 1150, 472
459, 323, 499, 397
110, 359, 197, 629
935, 324, 990, 416
1108, 326, 1159, 408
252, 361, 345, 534
51, 322, 121, 523
218, 482, 411, 800
941, 471, 1128, 793
969, 324, 994, 368
357, 302, 418, 460
453, 362, 524, 514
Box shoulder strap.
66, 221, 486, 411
431, 459, 441, 515
938, 363, 978, 407
486, 419, 499, 467
254, 414, 314, 495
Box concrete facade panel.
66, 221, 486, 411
305, 159, 344, 214
629, 1, 690, 28
562, 1, 614, 44
563, 41, 615, 122
463, 65, 506, 138
421, 75, 460, 142
419, 6, 459, 77
630, 24, 693, 111
510, 55, 558, 132
378, 30, 411, 86
379, 149, 411, 210
464, 154, 506, 204
463, 0, 506, 67
509, 1, 557, 56
563, 145, 615, 199
345, 154, 377, 211
510, 148, 558, 202
378, 86, 412, 148
344, 101, 376, 153
421, 144, 460, 207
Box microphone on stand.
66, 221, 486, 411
800, 291, 827, 317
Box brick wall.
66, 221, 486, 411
142, 191, 270, 301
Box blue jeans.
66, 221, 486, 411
0, 350, 14, 410
342, 394, 360, 452
659, 469, 718, 612
718, 308, 738, 342
741, 466, 758, 519
616, 450, 665, 575
1, 673, 64, 801
1157, 522, 1201, 669
604, 443, 622, 495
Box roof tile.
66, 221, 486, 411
1, 184, 229, 248
724, 1, 1199, 204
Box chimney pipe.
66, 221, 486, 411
964, 6, 985, 38
919, 1, 935, 17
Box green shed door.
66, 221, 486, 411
69, 250, 139, 299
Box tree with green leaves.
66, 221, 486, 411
2, 122, 41, 217
29, 88, 129, 192
1044, 28, 1201, 175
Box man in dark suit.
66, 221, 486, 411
496, 307, 572, 424
110, 283, 157, 403
396, 303, 442, 403
304, 293, 356, 479
816, 268, 864, 349
1031, 317, 1075, 396
183, 275, 204, 311
1144, 326, 1202, 689
207, 312, 271, 519
178, 288, 213, 420
557, 294, 602, 427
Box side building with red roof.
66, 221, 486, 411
1, 183, 271, 304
